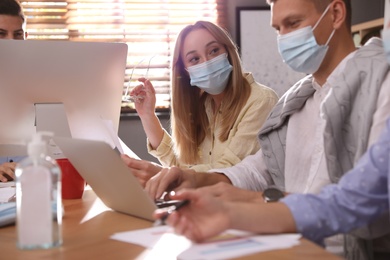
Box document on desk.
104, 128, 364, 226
110, 226, 301, 260
0, 182, 15, 203
0, 183, 16, 227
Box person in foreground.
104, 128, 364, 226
0, 0, 27, 182
122, 21, 278, 186
154, 116, 390, 248
147, 0, 390, 258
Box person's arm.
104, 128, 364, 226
213, 149, 273, 191
121, 155, 162, 187
190, 86, 278, 172
282, 120, 390, 243
156, 119, 390, 243
145, 148, 272, 199
131, 78, 164, 150
145, 166, 231, 200
155, 188, 296, 242
147, 130, 179, 167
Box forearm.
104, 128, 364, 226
194, 171, 232, 188
215, 151, 272, 191
140, 113, 164, 149
228, 202, 297, 234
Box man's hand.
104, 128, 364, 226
145, 167, 197, 200
154, 189, 231, 242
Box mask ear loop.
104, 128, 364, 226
312, 4, 332, 31
312, 3, 335, 47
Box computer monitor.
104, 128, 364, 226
0, 39, 128, 154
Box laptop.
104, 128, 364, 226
53, 137, 163, 221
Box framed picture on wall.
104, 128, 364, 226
236, 7, 304, 97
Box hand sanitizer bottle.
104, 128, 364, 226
15, 131, 62, 249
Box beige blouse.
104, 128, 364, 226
147, 73, 278, 172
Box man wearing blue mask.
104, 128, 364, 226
146, 0, 390, 259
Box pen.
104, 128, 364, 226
153, 200, 190, 226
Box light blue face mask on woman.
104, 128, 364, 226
187, 53, 233, 95
277, 4, 335, 74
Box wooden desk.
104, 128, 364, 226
0, 190, 341, 260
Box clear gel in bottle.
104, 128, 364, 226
15, 132, 62, 249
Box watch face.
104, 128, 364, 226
263, 188, 284, 202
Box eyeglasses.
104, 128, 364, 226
122, 55, 155, 103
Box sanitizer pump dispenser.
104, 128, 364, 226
15, 131, 62, 249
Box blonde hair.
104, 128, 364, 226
171, 21, 251, 165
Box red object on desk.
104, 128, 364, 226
56, 158, 85, 199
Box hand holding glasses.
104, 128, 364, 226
122, 56, 155, 103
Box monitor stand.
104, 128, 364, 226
35, 103, 72, 159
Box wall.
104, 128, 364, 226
352, 0, 385, 25
225, 0, 266, 41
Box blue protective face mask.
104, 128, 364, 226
277, 4, 335, 74
187, 53, 233, 95
382, 29, 390, 64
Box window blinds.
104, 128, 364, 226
21, 0, 227, 112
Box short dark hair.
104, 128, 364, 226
267, 0, 352, 29
0, 0, 25, 22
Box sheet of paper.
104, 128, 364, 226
118, 137, 140, 159
0, 186, 15, 203
0, 181, 15, 188
101, 119, 140, 159
111, 226, 301, 260
180, 233, 301, 260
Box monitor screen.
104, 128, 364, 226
0, 40, 128, 151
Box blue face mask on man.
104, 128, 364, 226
187, 53, 233, 95
277, 4, 335, 74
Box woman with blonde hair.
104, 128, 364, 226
125, 21, 277, 187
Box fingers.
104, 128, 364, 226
138, 78, 156, 95
129, 83, 146, 96
0, 173, 11, 182
146, 167, 181, 199
131, 78, 155, 97
121, 156, 158, 187
0, 162, 16, 182
121, 155, 144, 170
169, 189, 198, 201
166, 208, 201, 242
145, 168, 168, 199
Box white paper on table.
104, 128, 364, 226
0, 185, 15, 203
111, 226, 192, 259
111, 225, 175, 248
0, 181, 15, 188
179, 233, 301, 260
111, 226, 301, 260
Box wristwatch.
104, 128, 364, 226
262, 187, 285, 203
